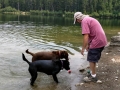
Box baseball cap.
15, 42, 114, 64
74, 12, 83, 24
74, 12, 89, 24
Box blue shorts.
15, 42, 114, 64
87, 47, 104, 62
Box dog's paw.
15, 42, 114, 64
30, 82, 34, 86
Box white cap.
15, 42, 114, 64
73, 12, 89, 24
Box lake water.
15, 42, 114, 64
0, 14, 120, 90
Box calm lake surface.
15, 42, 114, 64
0, 14, 120, 90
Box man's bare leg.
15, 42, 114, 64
89, 62, 96, 77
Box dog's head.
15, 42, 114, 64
62, 60, 71, 73
59, 50, 69, 60
52, 50, 69, 61
54, 59, 71, 73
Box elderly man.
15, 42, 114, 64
74, 12, 107, 82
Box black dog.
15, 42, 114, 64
22, 53, 71, 86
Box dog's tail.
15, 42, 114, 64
26, 49, 35, 56
22, 53, 30, 65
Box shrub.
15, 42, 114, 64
91, 12, 99, 17
0, 6, 17, 12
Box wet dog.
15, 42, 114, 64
25, 49, 69, 62
22, 53, 71, 86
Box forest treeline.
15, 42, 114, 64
0, 0, 120, 18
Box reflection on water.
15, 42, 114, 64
0, 15, 120, 90
0, 22, 83, 52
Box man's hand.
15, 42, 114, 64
81, 34, 89, 55
80, 48, 85, 56
86, 45, 89, 51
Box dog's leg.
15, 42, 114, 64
52, 74, 59, 83
29, 68, 38, 86
30, 72, 37, 86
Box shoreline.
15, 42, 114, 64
76, 33, 120, 90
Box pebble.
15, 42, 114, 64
111, 58, 116, 62
75, 83, 84, 86
97, 80, 102, 84
106, 53, 108, 54
115, 77, 118, 79
79, 69, 85, 72
117, 70, 119, 73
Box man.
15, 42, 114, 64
74, 12, 107, 82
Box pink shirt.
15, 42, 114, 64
81, 16, 107, 49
